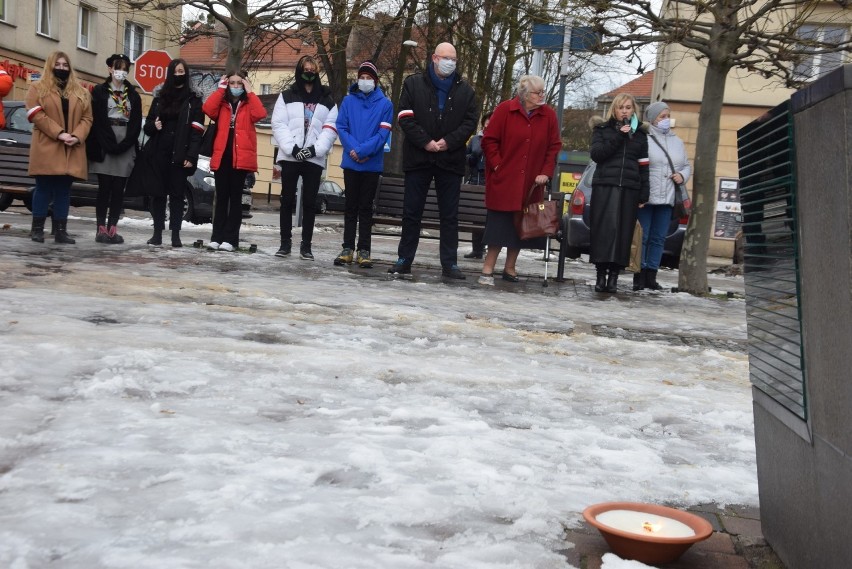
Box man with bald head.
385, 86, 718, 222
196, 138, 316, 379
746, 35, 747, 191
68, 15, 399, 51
389, 42, 479, 279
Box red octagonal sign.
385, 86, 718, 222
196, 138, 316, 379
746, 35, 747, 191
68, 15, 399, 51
133, 50, 172, 94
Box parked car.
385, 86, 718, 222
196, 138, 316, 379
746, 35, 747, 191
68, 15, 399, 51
0, 101, 251, 223
316, 179, 345, 214
560, 161, 687, 269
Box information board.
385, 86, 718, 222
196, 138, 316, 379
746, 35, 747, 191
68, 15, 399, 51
713, 178, 741, 239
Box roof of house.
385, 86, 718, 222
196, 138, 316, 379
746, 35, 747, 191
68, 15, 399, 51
180, 28, 322, 70
600, 70, 655, 99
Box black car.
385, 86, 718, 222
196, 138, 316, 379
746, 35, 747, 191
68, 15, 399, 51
1, 101, 251, 223
560, 161, 687, 269
316, 179, 345, 214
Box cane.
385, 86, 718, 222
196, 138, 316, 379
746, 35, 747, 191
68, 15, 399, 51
543, 186, 552, 288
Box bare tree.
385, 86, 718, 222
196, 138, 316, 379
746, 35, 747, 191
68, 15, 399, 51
582, 0, 852, 294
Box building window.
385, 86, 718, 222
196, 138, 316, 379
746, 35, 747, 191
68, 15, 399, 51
78, 5, 95, 50
0, 0, 7, 23
124, 22, 149, 61
794, 24, 849, 81
37, 0, 53, 37
261, 84, 271, 95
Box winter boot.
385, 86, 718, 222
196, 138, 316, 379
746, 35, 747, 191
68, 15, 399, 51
299, 242, 314, 261
171, 230, 183, 248
54, 219, 76, 244
96, 225, 110, 243
594, 265, 607, 292
632, 270, 645, 291
334, 248, 353, 266
275, 240, 292, 257
356, 250, 373, 269
30, 217, 46, 243
147, 229, 163, 247
645, 268, 663, 291
107, 224, 124, 244
605, 265, 620, 293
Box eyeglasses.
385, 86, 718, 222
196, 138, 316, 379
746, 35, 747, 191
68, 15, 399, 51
529, 90, 545, 96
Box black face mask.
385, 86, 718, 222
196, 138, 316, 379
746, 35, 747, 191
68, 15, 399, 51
53, 68, 70, 82
301, 72, 316, 82
173, 76, 186, 87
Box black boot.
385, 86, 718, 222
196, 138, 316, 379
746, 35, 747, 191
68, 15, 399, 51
633, 270, 645, 291
594, 265, 607, 292
645, 268, 663, 291
171, 230, 183, 248
30, 217, 46, 243
605, 265, 620, 293
299, 242, 314, 261
147, 229, 163, 247
54, 219, 76, 244
275, 240, 292, 257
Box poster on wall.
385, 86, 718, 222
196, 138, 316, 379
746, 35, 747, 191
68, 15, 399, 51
713, 178, 741, 239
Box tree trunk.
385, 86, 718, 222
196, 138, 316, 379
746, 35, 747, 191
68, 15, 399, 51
224, 0, 249, 73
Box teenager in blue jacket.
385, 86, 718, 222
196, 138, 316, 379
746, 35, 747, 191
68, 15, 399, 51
333, 61, 393, 268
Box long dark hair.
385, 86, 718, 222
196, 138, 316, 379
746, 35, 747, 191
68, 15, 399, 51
158, 58, 192, 118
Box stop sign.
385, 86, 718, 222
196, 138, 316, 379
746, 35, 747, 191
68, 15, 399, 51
133, 50, 172, 94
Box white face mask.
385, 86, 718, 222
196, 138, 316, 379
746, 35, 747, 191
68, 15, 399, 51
657, 118, 671, 133
358, 79, 375, 94
113, 70, 128, 83
436, 57, 456, 77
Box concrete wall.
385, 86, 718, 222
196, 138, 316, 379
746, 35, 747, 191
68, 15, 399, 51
752, 64, 852, 569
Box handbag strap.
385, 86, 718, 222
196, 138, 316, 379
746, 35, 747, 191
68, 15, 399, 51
523, 183, 546, 207
649, 134, 677, 177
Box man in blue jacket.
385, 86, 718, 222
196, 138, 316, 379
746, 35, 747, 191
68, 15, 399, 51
334, 61, 394, 269
389, 42, 479, 279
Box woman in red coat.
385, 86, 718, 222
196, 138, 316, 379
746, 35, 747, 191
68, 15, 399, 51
202, 71, 267, 251
479, 75, 562, 285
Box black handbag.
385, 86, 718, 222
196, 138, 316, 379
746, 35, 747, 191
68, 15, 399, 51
200, 121, 217, 157
125, 134, 163, 198
649, 135, 691, 219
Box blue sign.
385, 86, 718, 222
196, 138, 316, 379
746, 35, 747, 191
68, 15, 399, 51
532, 24, 565, 52
569, 26, 599, 52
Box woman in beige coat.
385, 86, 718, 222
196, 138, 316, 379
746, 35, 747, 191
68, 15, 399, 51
26, 51, 92, 244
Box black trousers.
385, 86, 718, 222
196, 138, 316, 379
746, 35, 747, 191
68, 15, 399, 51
342, 169, 380, 252
212, 163, 248, 246
150, 165, 188, 231
280, 161, 323, 246
398, 167, 461, 268
96, 174, 126, 226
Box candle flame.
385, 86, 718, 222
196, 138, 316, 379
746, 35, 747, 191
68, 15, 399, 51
642, 521, 663, 533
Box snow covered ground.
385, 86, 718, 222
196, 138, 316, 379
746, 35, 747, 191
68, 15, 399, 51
0, 209, 754, 568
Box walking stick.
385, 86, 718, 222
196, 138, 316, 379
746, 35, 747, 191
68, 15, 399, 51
543, 187, 552, 288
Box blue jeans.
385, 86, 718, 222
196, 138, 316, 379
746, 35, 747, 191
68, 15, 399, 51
33, 175, 73, 219
637, 204, 673, 270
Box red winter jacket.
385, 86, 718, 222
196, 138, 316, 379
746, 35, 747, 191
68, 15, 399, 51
0, 65, 14, 130
481, 97, 561, 211
202, 85, 267, 172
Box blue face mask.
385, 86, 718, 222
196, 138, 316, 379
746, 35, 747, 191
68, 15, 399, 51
229, 87, 245, 97
656, 118, 671, 133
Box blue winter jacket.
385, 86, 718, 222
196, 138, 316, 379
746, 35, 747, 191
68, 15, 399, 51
336, 84, 394, 173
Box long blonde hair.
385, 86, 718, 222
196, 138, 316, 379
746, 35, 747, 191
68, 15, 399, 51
35, 51, 91, 108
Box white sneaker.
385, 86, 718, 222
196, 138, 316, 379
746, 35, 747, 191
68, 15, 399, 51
219, 242, 235, 252
478, 274, 495, 286
207, 241, 220, 250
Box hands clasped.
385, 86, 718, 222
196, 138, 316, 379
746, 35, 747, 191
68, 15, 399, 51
295, 146, 316, 161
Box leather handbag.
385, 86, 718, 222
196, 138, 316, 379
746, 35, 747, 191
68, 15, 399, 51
514, 183, 559, 240
649, 134, 691, 219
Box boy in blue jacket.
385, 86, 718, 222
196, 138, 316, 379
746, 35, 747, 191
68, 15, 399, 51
334, 61, 393, 268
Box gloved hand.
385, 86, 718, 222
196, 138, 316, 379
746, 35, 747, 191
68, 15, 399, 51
295, 145, 316, 161
291, 145, 302, 158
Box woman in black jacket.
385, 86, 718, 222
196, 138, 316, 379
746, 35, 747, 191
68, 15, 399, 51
142, 58, 204, 247
87, 54, 142, 244
589, 93, 650, 293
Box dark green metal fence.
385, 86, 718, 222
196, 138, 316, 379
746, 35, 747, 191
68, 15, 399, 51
737, 101, 807, 420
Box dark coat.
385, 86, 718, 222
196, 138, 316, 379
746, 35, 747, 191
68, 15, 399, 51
589, 116, 650, 202
481, 97, 561, 211
86, 79, 143, 163
397, 64, 478, 175
143, 86, 204, 173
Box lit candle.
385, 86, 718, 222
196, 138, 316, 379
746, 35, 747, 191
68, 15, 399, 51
596, 509, 696, 538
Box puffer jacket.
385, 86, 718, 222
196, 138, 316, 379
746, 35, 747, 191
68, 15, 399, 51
589, 115, 650, 202
271, 84, 338, 169
397, 64, 478, 175
26, 84, 93, 180
646, 124, 691, 206
336, 83, 393, 173
202, 80, 267, 172
0, 65, 13, 130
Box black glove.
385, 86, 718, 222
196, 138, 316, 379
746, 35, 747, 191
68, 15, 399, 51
295, 145, 316, 161
291, 145, 302, 158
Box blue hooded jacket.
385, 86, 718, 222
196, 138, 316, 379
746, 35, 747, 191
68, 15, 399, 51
336, 83, 394, 173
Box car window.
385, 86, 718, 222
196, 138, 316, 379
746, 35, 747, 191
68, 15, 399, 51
328, 182, 343, 196
6, 107, 33, 133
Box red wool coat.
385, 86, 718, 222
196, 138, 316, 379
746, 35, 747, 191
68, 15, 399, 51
481, 97, 561, 211
202, 86, 267, 172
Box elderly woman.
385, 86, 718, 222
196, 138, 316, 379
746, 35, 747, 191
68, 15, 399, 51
637, 101, 691, 290
588, 93, 650, 293
479, 75, 561, 285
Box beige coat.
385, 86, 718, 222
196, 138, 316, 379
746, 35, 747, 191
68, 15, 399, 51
26, 84, 92, 180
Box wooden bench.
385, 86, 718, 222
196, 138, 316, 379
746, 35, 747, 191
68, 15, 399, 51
372, 175, 488, 234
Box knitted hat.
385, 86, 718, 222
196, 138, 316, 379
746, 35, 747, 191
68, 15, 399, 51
357, 61, 379, 82
644, 101, 670, 123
